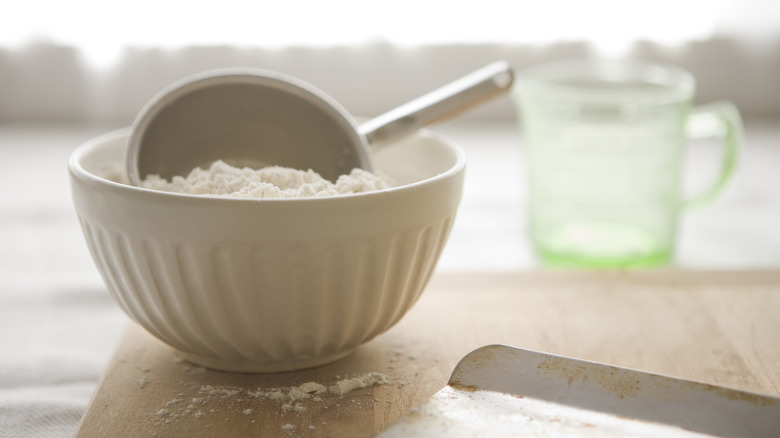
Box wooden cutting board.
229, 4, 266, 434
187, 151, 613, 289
76, 270, 780, 437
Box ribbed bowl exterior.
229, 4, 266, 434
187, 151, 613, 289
69, 130, 464, 372
76, 213, 454, 371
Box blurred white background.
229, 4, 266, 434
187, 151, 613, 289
4, 1, 778, 64
1, 0, 779, 124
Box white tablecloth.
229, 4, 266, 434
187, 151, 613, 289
1, 121, 779, 437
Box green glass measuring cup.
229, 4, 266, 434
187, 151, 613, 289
513, 60, 743, 269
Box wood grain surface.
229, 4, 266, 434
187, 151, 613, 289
75, 270, 780, 437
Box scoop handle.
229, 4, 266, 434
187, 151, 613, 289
359, 61, 514, 149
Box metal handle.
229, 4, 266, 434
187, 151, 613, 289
359, 61, 514, 149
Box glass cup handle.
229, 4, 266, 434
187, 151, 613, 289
682, 101, 744, 211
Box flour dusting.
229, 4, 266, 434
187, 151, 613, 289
328, 372, 391, 396
141, 160, 393, 198
148, 369, 392, 428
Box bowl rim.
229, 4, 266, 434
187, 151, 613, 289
69, 127, 466, 205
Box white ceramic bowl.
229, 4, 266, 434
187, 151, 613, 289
69, 129, 465, 372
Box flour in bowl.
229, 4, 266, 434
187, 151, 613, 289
141, 160, 393, 198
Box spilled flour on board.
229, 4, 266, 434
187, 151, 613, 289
141, 359, 392, 434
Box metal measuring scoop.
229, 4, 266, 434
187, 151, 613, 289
126, 61, 513, 185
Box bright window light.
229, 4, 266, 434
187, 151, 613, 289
1, 0, 775, 68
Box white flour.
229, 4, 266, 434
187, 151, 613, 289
150, 370, 392, 428
140, 160, 393, 198
246, 373, 390, 402
328, 372, 390, 396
